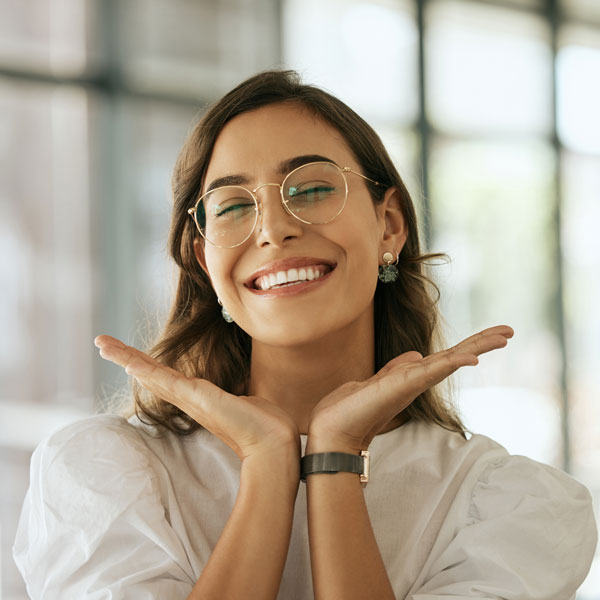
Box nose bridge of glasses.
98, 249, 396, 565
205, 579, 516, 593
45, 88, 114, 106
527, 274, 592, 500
251, 181, 286, 214
251, 181, 299, 233
252, 181, 282, 196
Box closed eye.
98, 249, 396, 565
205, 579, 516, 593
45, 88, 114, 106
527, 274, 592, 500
213, 203, 255, 218
288, 184, 336, 199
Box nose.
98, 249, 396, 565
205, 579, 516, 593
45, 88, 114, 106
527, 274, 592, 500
253, 183, 303, 247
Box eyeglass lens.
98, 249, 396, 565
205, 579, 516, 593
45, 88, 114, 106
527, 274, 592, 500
196, 162, 346, 247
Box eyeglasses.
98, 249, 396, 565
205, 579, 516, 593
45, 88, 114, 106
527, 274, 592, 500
187, 161, 382, 248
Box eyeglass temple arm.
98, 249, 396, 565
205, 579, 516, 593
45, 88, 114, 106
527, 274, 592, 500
341, 167, 384, 188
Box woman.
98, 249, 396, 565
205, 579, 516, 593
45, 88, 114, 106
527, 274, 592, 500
14, 70, 596, 599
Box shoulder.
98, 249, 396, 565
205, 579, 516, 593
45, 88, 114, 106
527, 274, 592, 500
38, 412, 147, 447
467, 447, 595, 523
463, 440, 597, 549
32, 414, 153, 473
402, 419, 590, 500
14, 415, 197, 596
17, 415, 166, 564
465, 444, 597, 569
423, 423, 596, 534
411, 423, 598, 598
29, 414, 159, 523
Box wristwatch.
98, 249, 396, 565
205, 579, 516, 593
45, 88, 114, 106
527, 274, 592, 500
300, 451, 370, 487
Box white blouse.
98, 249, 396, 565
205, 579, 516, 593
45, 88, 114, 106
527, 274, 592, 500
13, 414, 597, 600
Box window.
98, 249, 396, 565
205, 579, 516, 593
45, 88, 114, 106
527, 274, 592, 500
1, 1, 598, 597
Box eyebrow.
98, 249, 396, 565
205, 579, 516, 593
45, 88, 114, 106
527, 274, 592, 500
204, 154, 339, 193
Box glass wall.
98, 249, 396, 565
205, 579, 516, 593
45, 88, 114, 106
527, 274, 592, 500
426, 0, 561, 465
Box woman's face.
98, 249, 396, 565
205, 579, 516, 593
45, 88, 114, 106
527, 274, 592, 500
195, 102, 405, 347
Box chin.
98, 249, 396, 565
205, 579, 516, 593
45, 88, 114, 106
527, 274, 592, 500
246, 307, 365, 349
249, 323, 331, 348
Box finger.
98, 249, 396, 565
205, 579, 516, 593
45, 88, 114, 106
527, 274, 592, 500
95, 335, 146, 369
457, 325, 514, 348
404, 327, 509, 381
98, 343, 161, 379
452, 327, 512, 357
95, 336, 171, 381
418, 326, 512, 367
473, 324, 514, 338
94, 334, 126, 352
94, 335, 192, 409
396, 351, 478, 397
381, 329, 511, 414
379, 351, 423, 376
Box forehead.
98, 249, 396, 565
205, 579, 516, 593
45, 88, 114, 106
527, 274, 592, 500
204, 103, 358, 185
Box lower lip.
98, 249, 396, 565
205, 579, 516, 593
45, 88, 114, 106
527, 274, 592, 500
246, 269, 335, 298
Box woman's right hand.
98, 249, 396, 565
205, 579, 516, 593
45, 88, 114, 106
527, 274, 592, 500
94, 335, 301, 463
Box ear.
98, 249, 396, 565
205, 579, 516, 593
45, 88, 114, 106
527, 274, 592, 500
376, 187, 408, 255
193, 237, 212, 283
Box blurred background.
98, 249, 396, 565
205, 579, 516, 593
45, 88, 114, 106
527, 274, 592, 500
0, 0, 599, 598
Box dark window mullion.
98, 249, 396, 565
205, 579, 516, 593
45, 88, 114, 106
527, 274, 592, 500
417, 0, 432, 252
548, 0, 571, 473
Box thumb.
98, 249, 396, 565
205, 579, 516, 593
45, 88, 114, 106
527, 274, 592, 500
393, 351, 424, 364
379, 351, 423, 375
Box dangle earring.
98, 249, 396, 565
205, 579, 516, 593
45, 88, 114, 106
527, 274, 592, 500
378, 251, 399, 283
217, 298, 234, 323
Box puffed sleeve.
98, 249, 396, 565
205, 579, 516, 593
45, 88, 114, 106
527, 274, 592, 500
411, 453, 597, 600
13, 415, 195, 599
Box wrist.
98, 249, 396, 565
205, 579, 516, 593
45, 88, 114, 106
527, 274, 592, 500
241, 448, 301, 491
305, 433, 363, 456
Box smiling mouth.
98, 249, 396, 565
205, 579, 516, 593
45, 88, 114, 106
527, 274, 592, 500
253, 265, 333, 291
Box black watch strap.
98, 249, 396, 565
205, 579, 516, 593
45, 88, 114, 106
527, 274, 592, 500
300, 451, 370, 486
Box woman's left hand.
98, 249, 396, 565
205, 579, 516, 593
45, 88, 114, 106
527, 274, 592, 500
307, 325, 514, 453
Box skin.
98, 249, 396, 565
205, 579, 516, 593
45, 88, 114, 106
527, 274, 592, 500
195, 102, 410, 435
96, 101, 514, 459
94, 101, 514, 599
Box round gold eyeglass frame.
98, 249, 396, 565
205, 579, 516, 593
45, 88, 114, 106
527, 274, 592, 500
187, 161, 383, 249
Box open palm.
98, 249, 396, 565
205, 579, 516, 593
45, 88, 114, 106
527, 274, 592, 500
95, 335, 301, 461
307, 325, 514, 452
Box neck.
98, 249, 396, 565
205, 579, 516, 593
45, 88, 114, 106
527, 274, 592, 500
248, 312, 377, 435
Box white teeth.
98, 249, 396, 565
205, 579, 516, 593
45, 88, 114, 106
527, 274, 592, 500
254, 265, 330, 291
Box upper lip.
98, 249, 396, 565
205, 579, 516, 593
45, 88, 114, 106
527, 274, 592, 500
244, 257, 337, 288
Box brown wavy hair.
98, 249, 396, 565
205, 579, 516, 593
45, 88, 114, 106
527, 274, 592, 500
130, 69, 466, 438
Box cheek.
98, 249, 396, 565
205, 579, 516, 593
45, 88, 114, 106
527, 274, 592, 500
326, 214, 381, 310
352, 217, 384, 292
342, 207, 382, 268
204, 250, 235, 301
